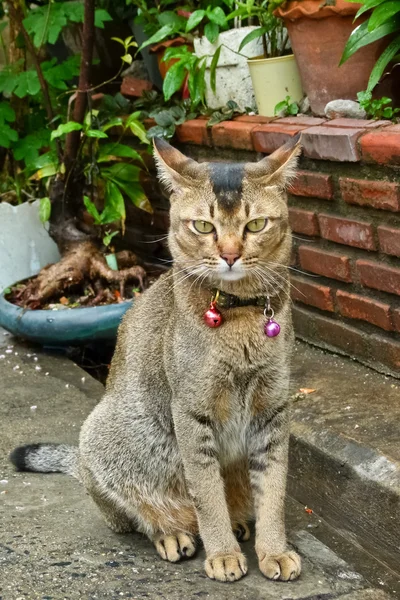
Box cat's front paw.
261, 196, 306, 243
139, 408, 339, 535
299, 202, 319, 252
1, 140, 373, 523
205, 551, 248, 582
258, 550, 301, 581
154, 532, 197, 562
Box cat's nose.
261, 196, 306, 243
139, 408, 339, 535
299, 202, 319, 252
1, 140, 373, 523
220, 252, 241, 267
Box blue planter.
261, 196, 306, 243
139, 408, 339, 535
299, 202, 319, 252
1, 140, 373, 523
0, 288, 133, 346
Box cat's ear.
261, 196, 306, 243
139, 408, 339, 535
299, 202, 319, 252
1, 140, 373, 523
153, 138, 200, 194
247, 134, 302, 188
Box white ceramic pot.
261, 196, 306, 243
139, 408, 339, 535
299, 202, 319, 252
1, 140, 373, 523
0, 201, 60, 292
247, 54, 303, 117
194, 27, 264, 111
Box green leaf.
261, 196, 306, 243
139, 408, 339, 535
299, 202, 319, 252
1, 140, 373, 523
204, 22, 219, 44
0, 125, 18, 148
101, 180, 126, 224
354, 0, 388, 19
0, 102, 16, 123
127, 118, 149, 145
42, 55, 81, 90
103, 231, 118, 247
39, 197, 51, 223
13, 131, 50, 166
31, 163, 58, 180
112, 180, 151, 212
163, 60, 187, 101
138, 24, 177, 51
23, 4, 67, 47
103, 163, 142, 182
51, 121, 82, 140
121, 53, 133, 64
340, 18, 400, 64
239, 27, 268, 52
186, 10, 206, 32
94, 8, 112, 28
31, 151, 58, 170
14, 70, 41, 98
102, 117, 124, 132
154, 110, 175, 127
274, 100, 287, 115
367, 34, 400, 91
210, 45, 222, 93
97, 143, 144, 164
368, 1, 400, 31
86, 129, 108, 138
288, 102, 299, 115
83, 195, 102, 224
207, 7, 227, 27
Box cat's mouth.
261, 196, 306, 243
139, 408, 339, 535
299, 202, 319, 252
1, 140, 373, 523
215, 258, 247, 282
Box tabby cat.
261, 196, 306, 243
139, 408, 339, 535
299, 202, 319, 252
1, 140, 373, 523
11, 135, 302, 583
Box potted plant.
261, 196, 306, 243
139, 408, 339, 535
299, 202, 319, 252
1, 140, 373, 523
227, 1, 303, 116
0, 1, 154, 345
340, 0, 400, 111
274, 0, 390, 116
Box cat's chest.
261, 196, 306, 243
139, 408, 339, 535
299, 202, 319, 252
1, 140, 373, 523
215, 409, 251, 467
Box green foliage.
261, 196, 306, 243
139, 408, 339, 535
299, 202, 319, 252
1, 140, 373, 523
206, 100, 242, 126
274, 95, 299, 116
23, 2, 112, 48
227, 0, 288, 58
0, 102, 18, 148
357, 90, 400, 120
161, 45, 208, 106
341, 0, 400, 92
39, 197, 51, 223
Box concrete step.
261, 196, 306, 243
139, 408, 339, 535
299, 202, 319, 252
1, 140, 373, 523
290, 341, 400, 593
0, 329, 398, 598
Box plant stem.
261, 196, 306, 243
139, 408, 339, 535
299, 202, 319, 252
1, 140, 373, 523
64, 0, 95, 174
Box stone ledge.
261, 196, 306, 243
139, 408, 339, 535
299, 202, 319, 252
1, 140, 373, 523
172, 116, 400, 164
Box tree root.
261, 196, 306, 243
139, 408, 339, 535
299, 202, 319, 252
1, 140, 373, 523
16, 241, 147, 309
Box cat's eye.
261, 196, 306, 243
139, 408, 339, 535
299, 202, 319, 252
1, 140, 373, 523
246, 218, 267, 233
193, 220, 215, 234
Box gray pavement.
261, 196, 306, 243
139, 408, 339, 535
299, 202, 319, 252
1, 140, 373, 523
0, 328, 397, 599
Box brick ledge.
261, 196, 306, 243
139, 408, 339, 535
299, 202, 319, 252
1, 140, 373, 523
173, 116, 400, 165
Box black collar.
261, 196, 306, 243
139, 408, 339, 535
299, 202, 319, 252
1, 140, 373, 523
212, 289, 267, 309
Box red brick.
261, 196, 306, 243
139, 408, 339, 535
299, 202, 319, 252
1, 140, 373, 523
357, 260, 400, 296
325, 118, 391, 129
291, 276, 334, 312
289, 170, 333, 200
318, 214, 376, 251
336, 290, 393, 331
378, 226, 400, 257
360, 131, 400, 164
233, 115, 274, 124
120, 76, 153, 98
252, 124, 307, 154
288, 208, 319, 237
339, 178, 400, 212
211, 121, 256, 150
393, 308, 400, 333
301, 126, 363, 162
275, 116, 326, 127
175, 120, 211, 146
298, 246, 352, 282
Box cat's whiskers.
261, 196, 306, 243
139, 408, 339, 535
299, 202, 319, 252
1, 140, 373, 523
256, 263, 305, 299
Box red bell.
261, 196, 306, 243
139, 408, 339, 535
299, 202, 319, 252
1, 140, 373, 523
204, 302, 223, 328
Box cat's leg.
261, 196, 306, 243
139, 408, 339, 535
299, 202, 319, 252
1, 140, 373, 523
173, 405, 248, 583
82, 472, 135, 534
248, 403, 301, 582
153, 532, 197, 562
223, 459, 253, 543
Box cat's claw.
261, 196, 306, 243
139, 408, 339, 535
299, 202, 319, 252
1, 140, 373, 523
205, 551, 248, 582
154, 532, 196, 562
258, 550, 301, 581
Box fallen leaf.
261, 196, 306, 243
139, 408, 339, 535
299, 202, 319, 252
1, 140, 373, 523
299, 388, 316, 394
59, 296, 69, 305
305, 507, 313, 514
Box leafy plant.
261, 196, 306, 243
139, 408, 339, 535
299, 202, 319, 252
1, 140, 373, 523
274, 95, 299, 116
357, 90, 400, 119
206, 100, 243, 126
227, 0, 288, 58
341, 0, 400, 93
133, 0, 233, 49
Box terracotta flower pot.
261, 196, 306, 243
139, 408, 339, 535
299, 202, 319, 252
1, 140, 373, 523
275, 0, 389, 115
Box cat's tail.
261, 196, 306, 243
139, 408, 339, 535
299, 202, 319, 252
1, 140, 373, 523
9, 443, 79, 478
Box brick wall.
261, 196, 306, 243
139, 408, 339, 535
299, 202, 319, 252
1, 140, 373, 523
123, 116, 400, 377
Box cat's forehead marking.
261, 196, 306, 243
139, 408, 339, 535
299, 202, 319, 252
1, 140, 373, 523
208, 162, 245, 212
